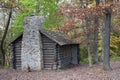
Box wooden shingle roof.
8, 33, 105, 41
10, 29, 78, 46
40, 29, 78, 45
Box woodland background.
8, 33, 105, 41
0, 0, 120, 70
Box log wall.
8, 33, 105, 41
59, 45, 72, 67
12, 38, 22, 70
41, 33, 57, 69
11, 33, 79, 70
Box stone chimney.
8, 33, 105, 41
21, 16, 43, 71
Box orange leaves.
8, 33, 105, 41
59, 1, 120, 19
57, 1, 120, 32
57, 21, 75, 32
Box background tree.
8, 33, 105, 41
0, 0, 14, 66
0, 0, 120, 70
94, 0, 100, 64
101, 0, 113, 70
58, 0, 120, 70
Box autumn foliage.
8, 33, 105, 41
57, 1, 120, 33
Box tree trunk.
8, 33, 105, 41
101, 0, 113, 71
94, 0, 100, 64
86, 18, 92, 67
0, 8, 12, 66
94, 17, 99, 64
102, 9, 112, 70
87, 43, 92, 67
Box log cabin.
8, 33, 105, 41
10, 16, 80, 71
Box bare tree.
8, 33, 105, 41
0, 2, 12, 66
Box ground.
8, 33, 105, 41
1, 61, 120, 80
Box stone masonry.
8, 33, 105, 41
21, 16, 43, 71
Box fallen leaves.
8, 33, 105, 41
1, 61, 120, 80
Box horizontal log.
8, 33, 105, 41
43, 53, 55, 55
62, 61, 71, 65
41, 35, 55, 43
44, 67, 52, 69
43, 57, 54, 60
16, 60, 21, 62
16, 63, 21, 65
62, 59, 71, 62
14, 50, 21, 52
16, 60, 21, 63
61, 57, 72, 61
60, 56, 72, 59
16, 64, 21, 66
16, 67, 21, 70
42, 38, 55, 43
44, 64, 53, 68
15, 58, 21, 60
16, 66, 21, 69
43, 45, 56, 49
14, 52, 21, 54
15, 55, 21, 57
44, 60, 54, 63
16, 61, 21, 63
61, 57, 71, 61
15, 60, 21, 62
43, 50, 55, 54
15, 55, 21, 56
42, 47, 55, 50
15, 56, 21, 58
62, 60, 71, 65
43, 54, 54, 57
42, 43, 56, 45
14, 46, 21, 48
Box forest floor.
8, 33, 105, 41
0, 61, 120, 80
